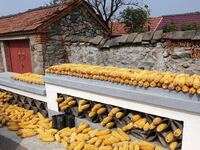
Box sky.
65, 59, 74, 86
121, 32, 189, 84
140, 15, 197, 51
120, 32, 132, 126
0, 0, 200, 17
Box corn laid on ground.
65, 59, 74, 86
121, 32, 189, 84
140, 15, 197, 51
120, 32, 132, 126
11, 73, 44, 85
46, 64, 200, 95
0, 102, 163, 150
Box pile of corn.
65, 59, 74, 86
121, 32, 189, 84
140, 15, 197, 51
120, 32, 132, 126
0, 103, 52, 138
0, 102, 163, 150
0, 91, 13, 104
11, 73, 44, 85
46, 64, 200, 95
54, 122, 163, 150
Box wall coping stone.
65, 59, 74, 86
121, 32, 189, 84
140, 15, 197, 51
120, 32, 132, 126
65, 30, 200, 49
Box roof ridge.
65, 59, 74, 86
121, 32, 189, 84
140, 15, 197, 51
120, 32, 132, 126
162, 11, 200, 17
0, 1, 75, 20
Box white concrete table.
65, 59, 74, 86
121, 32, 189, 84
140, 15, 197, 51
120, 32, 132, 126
45, 74, 200, 150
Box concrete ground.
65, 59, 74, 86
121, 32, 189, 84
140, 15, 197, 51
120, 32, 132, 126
0, 127, 64, 150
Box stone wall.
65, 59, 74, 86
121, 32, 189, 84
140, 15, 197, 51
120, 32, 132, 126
65, 30, 200, 74
45, 5, 107, 69
66, 44, 200, 74
30, 34, 46, 74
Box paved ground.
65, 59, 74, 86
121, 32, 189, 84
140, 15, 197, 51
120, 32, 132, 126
0, 127, 64, 150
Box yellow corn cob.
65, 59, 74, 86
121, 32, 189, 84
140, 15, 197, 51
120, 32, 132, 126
165, 132, 174, 143
155, 146, 163, 150
91, 104, 103, 112
55, 133, 61, 142
193, 76, 200, 89
101, 116, 112, 126
87, 137, 98, 144
131, 114, 141, 122
182, 85, 189, 93
61, 139, 68, 149
21, 130, 37, 138
169, 142, 178, 150
157, 123, 168, 132
106, 122, 115, 129
113, 145, 119, 150
56, 97, 64, 103
99, 146, 112, 150
173, 128, 182, 137
96, 129, 110, 136
84, 144, 98, 150
82, 127, 92, 134
143, 122, 150, 131
79, 100, 88, 106
116, 112, 124, 119
97, 107, 106, 115
122, 122, 134, 132
95, 138, 103, 147
68, 100, 76, 106
189, 87, 196, 94
112, 130, 126, 142
117, 128, 130, 141
77, 123, 89, 133
89, 111, 96, 118
153, 117, 162, 126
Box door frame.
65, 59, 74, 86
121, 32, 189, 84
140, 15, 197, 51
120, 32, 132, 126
1, 36, 32, 72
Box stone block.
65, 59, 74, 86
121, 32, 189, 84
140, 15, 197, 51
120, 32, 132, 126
89, 36, 104, 45
117, 34, 129, 44
102, 38, 120, 48
152, 30, 163, 41
133, 33, 144, 43
99, 38, 108, 48
171, 30, 196, 40
162, 32, 173, 39
142, 31, 154, 41
171, 48, 191, 59
192, 31, 200, 40
126, 33, 138, 43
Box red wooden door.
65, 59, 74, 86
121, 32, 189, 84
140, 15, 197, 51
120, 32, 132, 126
7, 40, 32, 73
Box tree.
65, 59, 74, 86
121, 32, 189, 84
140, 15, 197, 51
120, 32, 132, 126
120, 7, 148, 33
49, 0, 144, 29
86, 0, 142, 26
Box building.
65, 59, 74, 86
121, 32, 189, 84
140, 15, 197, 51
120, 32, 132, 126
111, 12, 200, 35
0, 0, 109, 74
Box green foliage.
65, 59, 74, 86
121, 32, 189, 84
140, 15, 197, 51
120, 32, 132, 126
181, 22, 199, 31
120, 7, 148, 33
163, 21, 177, 32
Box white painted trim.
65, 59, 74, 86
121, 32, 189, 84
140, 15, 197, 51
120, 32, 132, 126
0, 42, 7, 71
0, 85, 47, 102
45, 83, 200, 150
0, 36, 30, 41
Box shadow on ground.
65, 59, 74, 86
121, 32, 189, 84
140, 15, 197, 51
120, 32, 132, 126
0, 135, 27, 150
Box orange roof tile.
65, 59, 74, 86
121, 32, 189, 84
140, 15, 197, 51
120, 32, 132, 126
0, 0, 109, 36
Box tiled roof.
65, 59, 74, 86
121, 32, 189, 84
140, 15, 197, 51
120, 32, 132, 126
157, 12, 200, 30
111, 12, 200, 36
0, 0, 109, 36
111, 17, 162, 36
110, 22, 128, 36
145, 17, 163, 31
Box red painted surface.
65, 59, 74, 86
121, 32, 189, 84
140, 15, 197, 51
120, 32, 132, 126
7, 40, 32, 73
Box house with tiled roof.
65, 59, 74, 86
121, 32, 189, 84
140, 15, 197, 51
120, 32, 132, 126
111, 12, 200, 36
156, 12, 200, 30
0, 0, 109, 74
